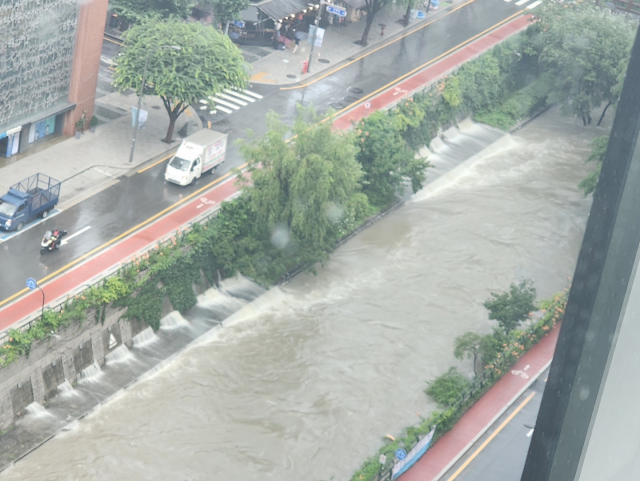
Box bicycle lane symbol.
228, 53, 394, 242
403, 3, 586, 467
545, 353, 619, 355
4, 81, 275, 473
511, 364, 531, 379
196, 196, 217, 209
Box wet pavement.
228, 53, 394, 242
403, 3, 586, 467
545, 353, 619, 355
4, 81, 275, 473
0, 0, 525, 305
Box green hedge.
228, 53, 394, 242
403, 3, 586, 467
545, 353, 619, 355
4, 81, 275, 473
349, 291, 566, 481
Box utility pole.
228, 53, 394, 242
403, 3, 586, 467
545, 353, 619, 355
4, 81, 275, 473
306, 1, 324, 74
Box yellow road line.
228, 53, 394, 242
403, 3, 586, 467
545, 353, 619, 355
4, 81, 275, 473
0, 164, 248, 310
104, 36, 122, 46
138, 151, 177, 174
319, 10, 525, 125
445, 391, 536, 481
280, 0, 478, 91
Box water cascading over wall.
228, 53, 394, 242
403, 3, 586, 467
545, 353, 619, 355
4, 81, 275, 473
0, 0, 78, 131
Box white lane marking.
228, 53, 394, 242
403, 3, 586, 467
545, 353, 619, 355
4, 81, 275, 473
218, 93, 248, 106
199, 105, 207, 110
208, 96, 240, 110
515, 0, 530, 5
240, 89, 263, 99
61, 226, 91, 246
94, 168, 115, 178
199, 99, 208, 104
504, 0, 513, 2
213, 105, 233, 114
0, 210, 62, 243
526, 429, 534, 437
224, 89, 255, 102
526, 0, 542, 8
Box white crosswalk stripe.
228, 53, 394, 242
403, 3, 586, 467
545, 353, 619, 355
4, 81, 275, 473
198, 88, 263, 116
515, 0, 531, 5
526, 0, 542, 8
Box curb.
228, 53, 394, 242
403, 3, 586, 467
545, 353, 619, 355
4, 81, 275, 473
253, 0, 472, 87
433, 358, 552, 480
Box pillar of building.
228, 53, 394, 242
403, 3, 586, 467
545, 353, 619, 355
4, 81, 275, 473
63, 0, 110, 136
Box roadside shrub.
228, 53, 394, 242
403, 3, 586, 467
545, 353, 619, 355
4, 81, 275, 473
425, 367, 472, 408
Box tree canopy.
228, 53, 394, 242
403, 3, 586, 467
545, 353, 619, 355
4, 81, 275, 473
204, 0, 250, 32
483, 280, 537, 335
110, 0, 196, 24
530, 1, 636, 125
113, 18, 249, 143
239, 108, 371, 270
355, 111, 429, 207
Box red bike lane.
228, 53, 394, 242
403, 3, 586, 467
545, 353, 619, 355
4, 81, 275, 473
399, 324, 559, 481
0, 177, 239, 331
333, 14, 531, 131
0, 13, 532, 332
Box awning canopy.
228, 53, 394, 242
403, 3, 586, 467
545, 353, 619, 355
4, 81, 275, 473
255, 0, 309, 21
239, 5, 261, 22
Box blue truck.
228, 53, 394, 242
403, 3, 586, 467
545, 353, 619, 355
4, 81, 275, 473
0, 174, 61, 232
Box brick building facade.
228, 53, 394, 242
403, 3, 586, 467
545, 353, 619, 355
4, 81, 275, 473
0, 0, 108, 158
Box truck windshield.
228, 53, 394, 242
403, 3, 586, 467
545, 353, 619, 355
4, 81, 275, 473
169, 157, 191, 171
0, 201, 17, 217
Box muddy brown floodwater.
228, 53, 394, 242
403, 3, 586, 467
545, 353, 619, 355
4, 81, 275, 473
0, 109, 601, 481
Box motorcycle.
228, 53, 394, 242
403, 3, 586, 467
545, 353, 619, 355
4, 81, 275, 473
41, 229, 67, 254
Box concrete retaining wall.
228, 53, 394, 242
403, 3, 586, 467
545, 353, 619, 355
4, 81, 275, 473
0, 306, 132, 429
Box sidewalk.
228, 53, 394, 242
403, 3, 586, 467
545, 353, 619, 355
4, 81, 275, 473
0, 0, 462, 207
248, 1, 463, 85
0, 93, 202, 211
399, 323, 560, 481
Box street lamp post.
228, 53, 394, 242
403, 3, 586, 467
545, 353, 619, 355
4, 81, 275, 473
128, 45, 181, 164
306, 2, 324, 74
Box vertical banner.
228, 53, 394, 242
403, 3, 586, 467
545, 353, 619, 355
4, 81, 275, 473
307, 26, 325, 47
391, 427, 436, 480
131, 107, 149, 129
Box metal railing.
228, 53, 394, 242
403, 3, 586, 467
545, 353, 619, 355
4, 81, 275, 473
0, 204, 224, 348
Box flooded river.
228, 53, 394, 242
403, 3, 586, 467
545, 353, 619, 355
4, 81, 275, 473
0, 109, 599, 481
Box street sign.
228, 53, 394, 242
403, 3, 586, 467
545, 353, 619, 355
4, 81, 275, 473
364, 101, 372, 109
326, 5, 347, 17
232, 20, 245, 28
395, 449, 407, 460
26, 278, 37, 290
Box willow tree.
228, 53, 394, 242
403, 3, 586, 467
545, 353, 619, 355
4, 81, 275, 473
114, 18, 249, 143
531, 1, 636, 126
239, 108, 370, 268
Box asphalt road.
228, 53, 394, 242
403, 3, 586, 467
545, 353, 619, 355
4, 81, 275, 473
0, 0, 525, 305
441, 372, 548, 481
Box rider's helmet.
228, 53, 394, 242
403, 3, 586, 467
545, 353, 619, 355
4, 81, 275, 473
43, 230, 52, 240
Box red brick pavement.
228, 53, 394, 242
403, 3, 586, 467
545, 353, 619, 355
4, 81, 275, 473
399, 323, 560, 481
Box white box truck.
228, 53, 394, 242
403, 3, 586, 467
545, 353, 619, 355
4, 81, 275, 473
164, 129, 228, 186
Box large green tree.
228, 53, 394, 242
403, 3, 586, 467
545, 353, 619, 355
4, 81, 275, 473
239, 108, 371, 269
531, 1, 636, 126
483, 280, 537, 335
114, 19, 249, 143
355, 111, 429, 207
110, 0, 196, 24
204, 0, 250, 34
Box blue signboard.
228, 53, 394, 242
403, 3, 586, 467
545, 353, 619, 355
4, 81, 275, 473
26, 278, 37, 290
232, 20, 245, 28
326, 5, 347, 17
395, 449, 407, 460
415, 10, 426, 18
